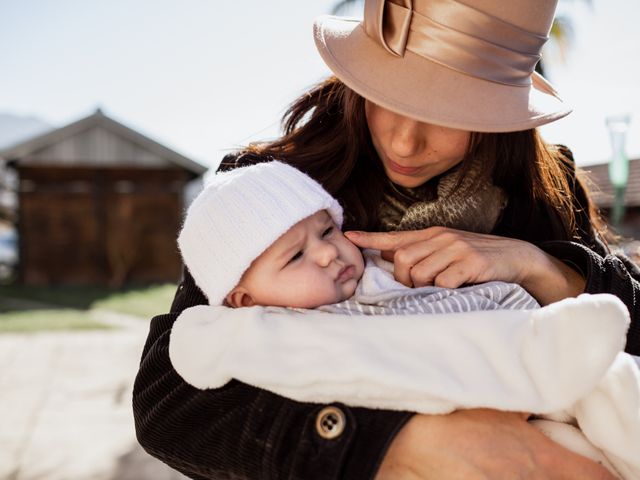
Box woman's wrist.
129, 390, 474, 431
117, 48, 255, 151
376, 409, 615, 480
375, 414, 440, 480
519, 246, 586, 305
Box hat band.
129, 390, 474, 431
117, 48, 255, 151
364, 0, 548, 86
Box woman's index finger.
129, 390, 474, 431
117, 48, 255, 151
344, 229, 432, 250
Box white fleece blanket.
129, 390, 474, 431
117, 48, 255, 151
169, 294, 640, 479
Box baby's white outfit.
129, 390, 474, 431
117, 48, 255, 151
170, 252, 640, 479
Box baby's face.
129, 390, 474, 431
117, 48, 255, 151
235, 210, 365, 308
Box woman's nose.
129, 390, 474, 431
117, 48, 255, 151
311, 240, 339, 267
390, 118, 424, 158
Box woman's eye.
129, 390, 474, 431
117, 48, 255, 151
322, 227, 334, 237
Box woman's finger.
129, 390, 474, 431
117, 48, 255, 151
432, 261, 472, 289
400, 247, 458, 288
395, 233, 481, 287
411, 257, 458, 287
344, 228, 444, 251
386, 236, 453, 286
393, 242, 437, 286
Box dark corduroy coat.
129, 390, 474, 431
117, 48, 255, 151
133, 153, 640, 480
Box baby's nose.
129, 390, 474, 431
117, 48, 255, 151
314, 241, 339, 267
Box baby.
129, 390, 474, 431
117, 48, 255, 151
178, 160, 537, 314
178, 160, 361, 308
175, 161, 640, 479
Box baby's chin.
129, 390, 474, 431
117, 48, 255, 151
336, 279, 359, 303
287, 279, 360, 309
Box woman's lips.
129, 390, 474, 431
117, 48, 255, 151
337, 265, 356, 283
386, 158, 422, 175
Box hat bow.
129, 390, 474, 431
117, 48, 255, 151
364, 0, 549, 86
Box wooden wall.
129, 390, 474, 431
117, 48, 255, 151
18, 166, 187, 286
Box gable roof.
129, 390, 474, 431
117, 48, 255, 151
0, 109, 207, 176
581, 158, 640, 208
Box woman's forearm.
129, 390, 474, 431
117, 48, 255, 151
520, 247, 586, 306
376, 410, 616, 480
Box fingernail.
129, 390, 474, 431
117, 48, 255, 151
344, 231, 362, 238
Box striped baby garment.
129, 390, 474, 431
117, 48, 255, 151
316, 250, 539, 316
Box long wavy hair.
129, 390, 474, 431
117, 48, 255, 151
242, 76, 602, 239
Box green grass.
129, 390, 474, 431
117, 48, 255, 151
0, 284, 114, 310
92, 284, 176, 318
0, 309, 113, 333
0, 283, 178, 333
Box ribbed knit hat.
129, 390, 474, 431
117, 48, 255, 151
178, 161, 343, 305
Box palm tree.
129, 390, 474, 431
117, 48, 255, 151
330, 0, 362, 16
329, 0, 591, 76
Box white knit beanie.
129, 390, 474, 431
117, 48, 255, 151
178, 161, 343, 305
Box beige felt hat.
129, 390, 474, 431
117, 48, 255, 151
313, 0, 572, 132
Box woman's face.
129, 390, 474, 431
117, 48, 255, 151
365, 100, 471, 188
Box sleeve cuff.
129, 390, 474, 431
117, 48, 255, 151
539, 240, 600, 293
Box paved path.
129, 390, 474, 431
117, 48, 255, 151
0, 318, 188, 480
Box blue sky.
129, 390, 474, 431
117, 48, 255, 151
1, 0, 639, 171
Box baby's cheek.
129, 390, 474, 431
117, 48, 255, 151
341, 279, 358, 301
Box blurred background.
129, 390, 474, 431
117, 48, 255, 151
0, 0, 639, 479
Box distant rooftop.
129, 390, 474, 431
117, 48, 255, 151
0, 109, 207, 176
582, 158, 640, 208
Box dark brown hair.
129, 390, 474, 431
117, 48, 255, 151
244, 76, 603, 239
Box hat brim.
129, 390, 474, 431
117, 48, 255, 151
314, 16, 572, 133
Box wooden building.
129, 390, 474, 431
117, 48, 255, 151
0, 109, 207, 286
582, 158, 640, 240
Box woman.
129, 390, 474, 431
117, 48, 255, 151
133, 0, 640, 478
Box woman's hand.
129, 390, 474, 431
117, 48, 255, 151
375, 410, 616, 480
345, 227, 585, 305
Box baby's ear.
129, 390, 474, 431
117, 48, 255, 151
225, 287, 256, 308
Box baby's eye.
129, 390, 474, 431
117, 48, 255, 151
322, 226, 334, 237
287, 251, 303, 265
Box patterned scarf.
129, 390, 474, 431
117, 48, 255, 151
377, 157, 507, 233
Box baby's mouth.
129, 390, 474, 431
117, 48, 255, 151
336, 265, 355, 283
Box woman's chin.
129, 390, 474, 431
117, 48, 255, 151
383, 166, 430, 188
387, 174, 429, 189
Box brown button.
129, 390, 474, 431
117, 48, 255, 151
315, 406, 346, 440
